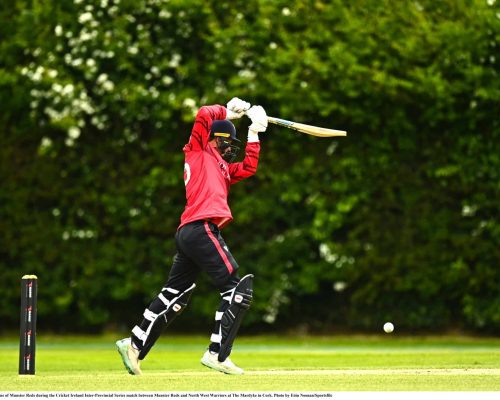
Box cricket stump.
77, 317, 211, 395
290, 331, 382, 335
19, 274, 38, 375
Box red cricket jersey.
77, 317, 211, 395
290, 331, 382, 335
179, 105, 260, 229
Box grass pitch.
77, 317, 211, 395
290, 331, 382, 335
0, 335, 499, 391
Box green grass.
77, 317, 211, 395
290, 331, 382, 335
1, 335, 499, 391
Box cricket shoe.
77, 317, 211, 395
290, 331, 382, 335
116, 337, 142, 375
200, 350, 244, 375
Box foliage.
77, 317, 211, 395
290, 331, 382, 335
0, 0, 499, 333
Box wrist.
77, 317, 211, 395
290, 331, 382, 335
225, 108, 236, 120
247, 130, 260, 142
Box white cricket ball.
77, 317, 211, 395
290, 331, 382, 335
383, 322, 394, 333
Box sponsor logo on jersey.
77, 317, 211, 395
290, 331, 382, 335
218, 161, 230, 180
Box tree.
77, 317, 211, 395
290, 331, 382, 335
1, 0, 498, 333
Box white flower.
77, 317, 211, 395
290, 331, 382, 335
32, 68, 43, 81
183, 98, 196, 108
103, 80, 115, 91
52, 83, 63, 93
149, 86, 159, 98
108, 6, 119, 16
169, 54, 181, 68
81, 101, 95, 114
80, 30, 94, 42
78, 12, 93, 24
55, 25, 63, 36
62, 84, 74, 96
68, 127, 81, 139
162, 76, 173, 86
159, 10, 172, 19
333, 282, 347, 292
97, 73, 108, 84
462, 205, 477, 217
40, 137, 53, 149
238, 69, 256, 79
319, 243, 339, 264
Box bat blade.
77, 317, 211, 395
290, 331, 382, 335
268, 117, 347, 137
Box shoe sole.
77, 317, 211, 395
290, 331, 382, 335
116, 340, 139, 375
201, 358, 244, 375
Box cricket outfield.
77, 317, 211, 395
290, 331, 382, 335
0, 335, 499, 391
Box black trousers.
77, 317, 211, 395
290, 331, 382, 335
131, 220, 241, 356
167, 220, 240, 292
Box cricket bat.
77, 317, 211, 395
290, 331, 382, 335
267, 117, 347, 138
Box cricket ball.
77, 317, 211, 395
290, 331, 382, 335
383, 322, 394, 333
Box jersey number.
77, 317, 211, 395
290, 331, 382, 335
184, 163, 191, 186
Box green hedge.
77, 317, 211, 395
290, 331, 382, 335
1, 0, 499, 333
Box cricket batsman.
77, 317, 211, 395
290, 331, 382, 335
116, 98, 268, 375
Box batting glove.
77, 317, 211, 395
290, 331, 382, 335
247, 105, 268, 134
226, 97, 251, 120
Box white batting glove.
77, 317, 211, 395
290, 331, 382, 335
226, 97, 251, 120
247, 105, 268, 133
